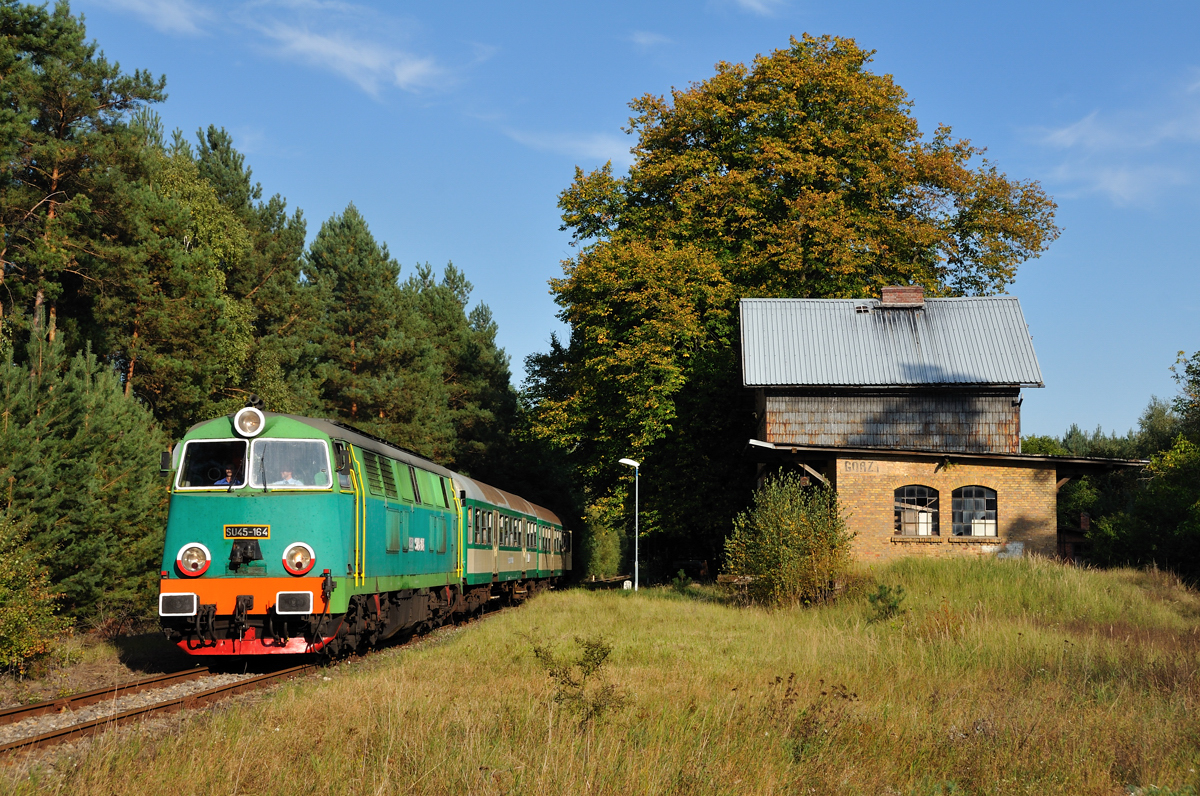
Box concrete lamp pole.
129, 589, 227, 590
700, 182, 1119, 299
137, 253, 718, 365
618, 458, 640, 591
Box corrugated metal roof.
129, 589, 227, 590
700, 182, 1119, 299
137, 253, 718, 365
740, 297, 1044, 387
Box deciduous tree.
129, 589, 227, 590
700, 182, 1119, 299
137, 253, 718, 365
533, 34, 1061, 571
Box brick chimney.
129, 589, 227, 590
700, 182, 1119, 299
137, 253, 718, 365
880, 285, 925, 308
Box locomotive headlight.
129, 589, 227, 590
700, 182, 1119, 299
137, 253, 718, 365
282, 542, 316, 576
176, 543, 211, 577
233, 407, 266, 437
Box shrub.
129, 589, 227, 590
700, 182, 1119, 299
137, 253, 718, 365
532, 635, 628, 731
723, 473, 853, 606
581, 499, 624, 579
866, 583, 906, 622
0, 520, 71, 674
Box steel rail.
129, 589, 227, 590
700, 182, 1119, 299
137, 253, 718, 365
0, 667, 213, 727
0, 664, 319, 756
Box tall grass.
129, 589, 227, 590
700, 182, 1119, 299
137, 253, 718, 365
9, 557, 1200, 795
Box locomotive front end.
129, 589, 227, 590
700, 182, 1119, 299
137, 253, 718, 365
159, 410, 348, 655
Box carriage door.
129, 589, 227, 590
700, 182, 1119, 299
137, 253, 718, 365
491, 511, 499, 576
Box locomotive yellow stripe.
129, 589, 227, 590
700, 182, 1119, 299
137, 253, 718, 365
348, 447, 365, 586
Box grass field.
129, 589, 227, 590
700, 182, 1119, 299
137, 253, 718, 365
8, 556, 1200, 795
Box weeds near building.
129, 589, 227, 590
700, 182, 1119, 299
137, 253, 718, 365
723, 473, 853, 606
532, 635, 628, 731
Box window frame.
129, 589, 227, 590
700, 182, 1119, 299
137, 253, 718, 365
952, 486, 998, 537
893, 485, 940, 536
247, 438, 334, 491
174, 438, 249, 491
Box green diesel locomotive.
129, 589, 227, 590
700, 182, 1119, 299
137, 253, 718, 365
158, 407, 570, 656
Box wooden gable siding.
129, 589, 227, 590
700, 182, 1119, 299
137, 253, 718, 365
759, 391, 1021, 454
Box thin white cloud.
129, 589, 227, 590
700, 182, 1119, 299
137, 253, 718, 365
1048, 163, 1187, 206
256, 22, 441, 94
1031, 76, 1200, 205
503, 128, 633, 167
730, 0, 786, 16
95, 0, 212, 34
629, 31, 672, 47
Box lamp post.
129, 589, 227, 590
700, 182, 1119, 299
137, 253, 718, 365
619, 458, 640, 591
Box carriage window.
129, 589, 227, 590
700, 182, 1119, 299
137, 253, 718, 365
248, 439, 331, 489
952, 486, 998, 536
438, 477, 451, 508
894, 485, 939, 536
176, 440, 248, 489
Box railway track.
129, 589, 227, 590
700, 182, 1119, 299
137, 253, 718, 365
0, 667, 214, 728
0, 603, 503, 758
0, 664, 320, 756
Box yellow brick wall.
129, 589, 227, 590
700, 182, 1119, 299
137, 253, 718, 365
832, 457, 1057, 563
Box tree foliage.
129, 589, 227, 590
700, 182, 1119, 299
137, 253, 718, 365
532, 34, 1060, 571
0, 324, 168, 617
724, 473, 852, 606
0, 517, 71, 674
0, 0, 164, 343
1079, 351, 1200, 578
1091, 438, 1200, 579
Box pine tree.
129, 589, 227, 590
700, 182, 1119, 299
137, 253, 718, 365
0, 0, 164, 347
0, 322, 168, 616
192, 126, 317, 414
307, 205, 450, 456
400, 262, 517, 472
84, 138, 242, 436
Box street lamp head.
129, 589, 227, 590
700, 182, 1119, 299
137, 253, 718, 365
619, 458, 640, 469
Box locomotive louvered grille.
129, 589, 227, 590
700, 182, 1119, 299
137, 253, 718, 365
362, 451, 384, 495
382, 461, 399, 501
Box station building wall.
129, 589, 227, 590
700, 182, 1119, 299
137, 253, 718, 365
830, 456, 1057, 563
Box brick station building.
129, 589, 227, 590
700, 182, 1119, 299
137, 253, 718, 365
740, 287, 1141, 563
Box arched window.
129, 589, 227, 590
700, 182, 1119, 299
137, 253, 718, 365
894, 485, 939, 536
952, 486, 997, 536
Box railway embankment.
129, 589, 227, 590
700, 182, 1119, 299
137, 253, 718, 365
5, 556, 1200, 794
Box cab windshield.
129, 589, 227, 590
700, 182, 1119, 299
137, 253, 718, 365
248, 439, 331, 489
176, 440, 248, 489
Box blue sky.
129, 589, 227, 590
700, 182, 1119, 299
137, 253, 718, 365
73, 0, 1199, 438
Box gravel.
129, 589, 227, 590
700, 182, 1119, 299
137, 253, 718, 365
0, 673, 255, 748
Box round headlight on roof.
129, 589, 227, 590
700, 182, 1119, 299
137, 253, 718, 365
176, 542, 211, 577
233, 407, 266, 437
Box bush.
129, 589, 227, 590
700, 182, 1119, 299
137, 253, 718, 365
0, 520, 71, 674
532, 635, 628, 731
866, 583, 906, 622
723, 473, 853, 606
581, 499, 624, 579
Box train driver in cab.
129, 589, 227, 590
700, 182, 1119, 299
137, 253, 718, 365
271, 468, 303, 486
214, 467, 242, 486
